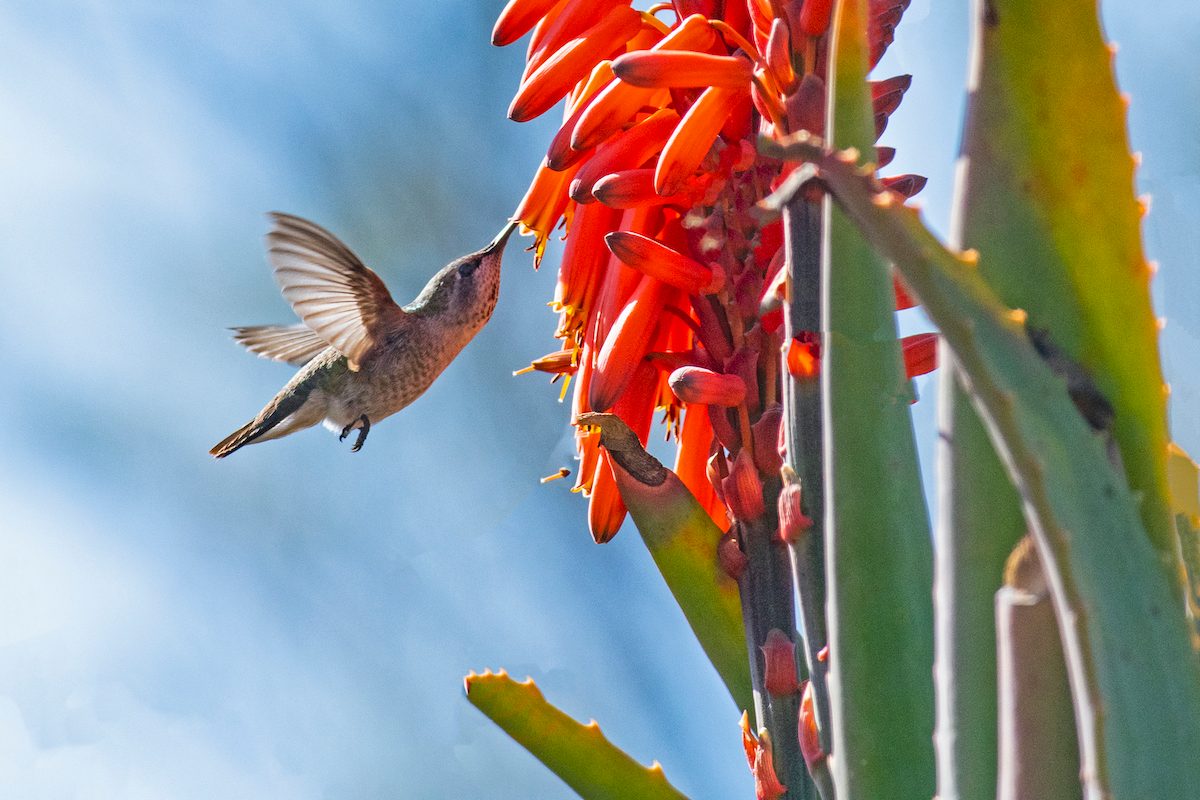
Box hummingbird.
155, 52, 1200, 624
210, 212, 518, 458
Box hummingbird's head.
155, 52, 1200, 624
405, 221, 519, 332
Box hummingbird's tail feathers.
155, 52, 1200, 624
210, 421, 258, 458
231, 324, 329, 366
209, 383, 317, 458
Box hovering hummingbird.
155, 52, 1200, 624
210, 212, 518, 458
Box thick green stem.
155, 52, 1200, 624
737, 493, 814, 800
780, 195, 833, 763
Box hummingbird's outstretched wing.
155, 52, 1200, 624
266, 212, 406, 371
231, 324, 329, 366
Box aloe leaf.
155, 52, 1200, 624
994, 540, 1081, 800
933, 374, 1025, 800
771, 140, 1200, 799
957, 0, 1176, 586
576, 412, 753, 714
820, 0, 936, 797
1167, 444, 1200, 640
465, 670, 689, 800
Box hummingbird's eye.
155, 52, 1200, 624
458, 258, 481, 277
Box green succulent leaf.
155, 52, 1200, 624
1167, 444, 1200, 640
576, 412, 753, 714
957, 0, 1176, 584
768, 139, 1200, 799
465, 670, 689, 800
818, 0, 936, 797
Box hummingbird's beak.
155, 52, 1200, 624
483, 219, 520, 254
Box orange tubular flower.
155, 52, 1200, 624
605, 231, 717, 294
612, 51, 754, 89
675, 403, 727, 529
569, 108, 681, 202
514, 158, 584, 265
554, 201, 623, 318
546, 61, 615, 170
593, 169, 691, 209
570, 13, 719, 151
765, 19, 797, 93
509, 5, 643, 123
798, 681, 825, 769
588, 450, 627, 542
589, 274, 671, 412
523, 0, 632, 76
492, 0, 564, 46
495, 0, 921, 554
798, 0, 834, 37
893, 274, 917, 309
655, 85, 746, 195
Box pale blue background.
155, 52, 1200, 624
0, 2, 1195, 798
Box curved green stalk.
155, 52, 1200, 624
465, 670, 688, 800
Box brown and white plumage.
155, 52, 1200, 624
266, 212, 407, 371
210, 213, 517, 458
230, 324, 328, 366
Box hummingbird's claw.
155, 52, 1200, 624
347, 415, 370, 452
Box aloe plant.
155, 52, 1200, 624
465, 0, 1200, 797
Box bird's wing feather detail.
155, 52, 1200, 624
231, 324, 330, 366
266, 212, 405, 370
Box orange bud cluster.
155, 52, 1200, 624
494, 0, 923, 542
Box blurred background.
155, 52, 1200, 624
0, 2, 1195, 797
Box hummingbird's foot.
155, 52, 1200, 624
340, 414, 370, 452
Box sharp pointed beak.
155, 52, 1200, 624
483, 219, 520, 254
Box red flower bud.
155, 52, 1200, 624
881, 173, 928, 199
669, 366, 747, 406
752, 405, 783, 475
799, 680, 825, 769
778, 482, 815, 543
760, 629, 801, 696
723, 449, 765, 521
718, 532, 746, 580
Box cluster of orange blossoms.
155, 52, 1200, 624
494, 0, 933, 544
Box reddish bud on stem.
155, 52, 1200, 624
799, 680, 825, 769
668, 366, 747, 406
760, 629, 801, 695
718, 532, 746, 579
723, 449, 765, 521
778, 482, 814, 543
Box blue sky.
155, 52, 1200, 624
0, 2, 1196, 798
